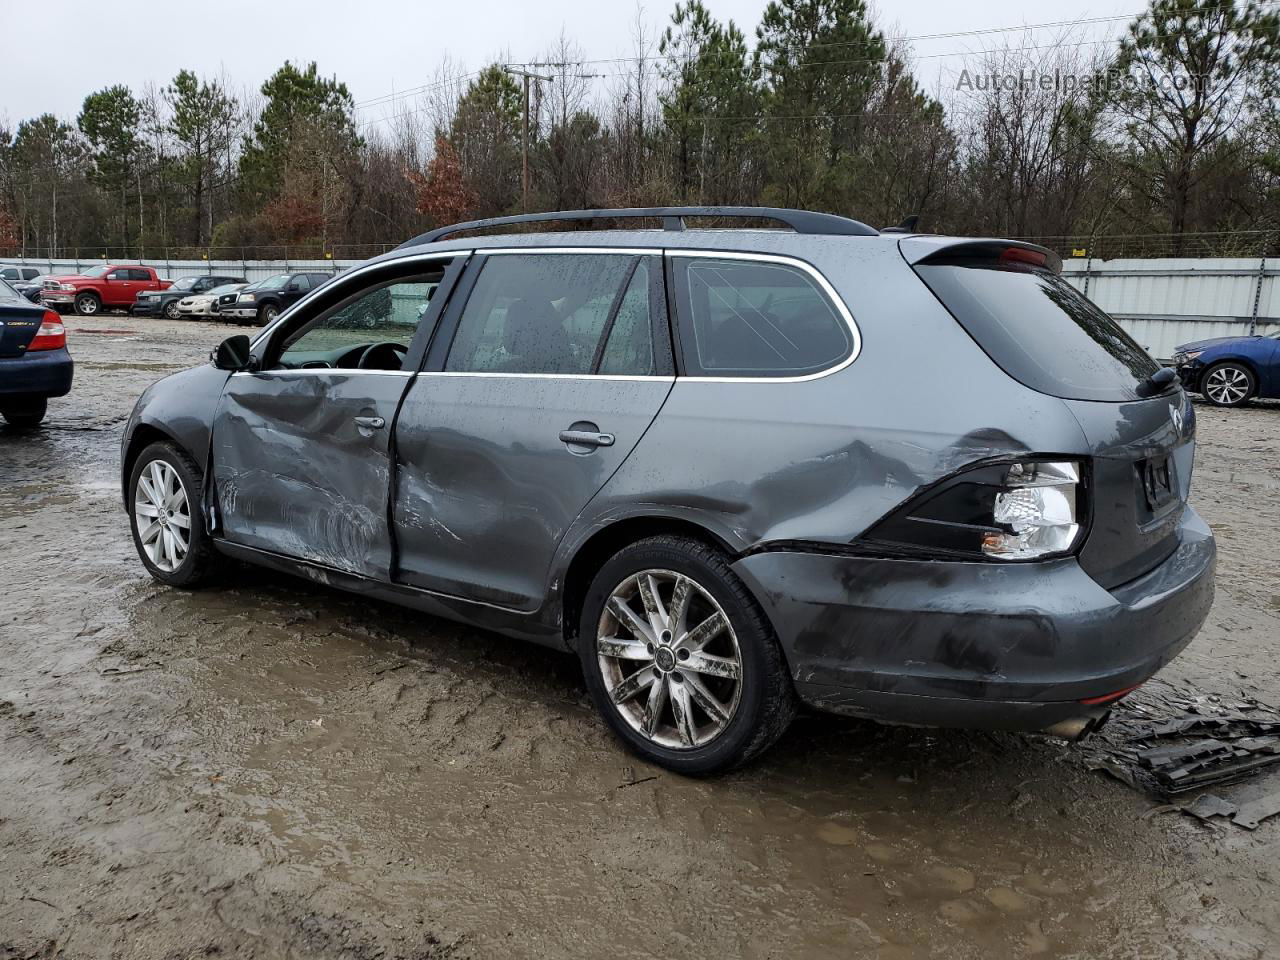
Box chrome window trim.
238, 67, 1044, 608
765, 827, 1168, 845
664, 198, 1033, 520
667, 249, 862, 384
249, 250, 460, 348
248, 245, 862, 385
229, 369, 414, 379
418, 372, 675, 383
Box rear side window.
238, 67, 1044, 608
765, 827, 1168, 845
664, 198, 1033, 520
671, 257, 852, 378
915, 258, 1159, 402
128, 269, 152, 281
446, 253, 651, 375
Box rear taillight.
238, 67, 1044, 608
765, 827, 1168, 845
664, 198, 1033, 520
29, 310, 67, 351
862, 458, 1087, 561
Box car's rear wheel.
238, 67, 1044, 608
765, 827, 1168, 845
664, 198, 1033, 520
1201, 361, 1255, 407
128, 442, 223, 587
75, 292, 101, 316
164, 300, 180, 320
578, 535, 796, 776
257, 303, 278, 325
1, 397, 47, 428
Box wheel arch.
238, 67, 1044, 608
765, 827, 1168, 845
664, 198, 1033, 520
121, 423, 195, 509
559, 515, 741, 651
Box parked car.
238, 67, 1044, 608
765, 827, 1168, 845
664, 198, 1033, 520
1173, 331, 1280, 407
0, 277, 72, 427
1, 265, 42, 283
121, 206, 1215, 775
133, 274, 246, 320
12, 275, 53, 303
41, 264, 171, 316
221, 272, 335, 326
176, 283, 246, 319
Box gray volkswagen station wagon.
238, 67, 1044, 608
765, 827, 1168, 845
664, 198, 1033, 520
122, 207, 1216, 775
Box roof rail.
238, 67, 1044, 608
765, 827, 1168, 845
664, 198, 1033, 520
396, 206, 879, 249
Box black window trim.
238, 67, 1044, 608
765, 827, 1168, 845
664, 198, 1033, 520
422, 247, 676, 380
666, 250, 861, 382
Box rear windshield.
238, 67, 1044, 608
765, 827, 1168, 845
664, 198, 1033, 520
915, 260, 1160, 402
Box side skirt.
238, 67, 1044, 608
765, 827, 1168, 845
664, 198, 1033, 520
211, 538, 566, 650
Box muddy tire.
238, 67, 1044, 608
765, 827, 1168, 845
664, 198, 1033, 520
1201, 361, 1255, 407
128, 442, 223, 587
75, 292, 101, 316
257, 303, 278, 326
578, 535, 796, 776
1, 397, 47, 428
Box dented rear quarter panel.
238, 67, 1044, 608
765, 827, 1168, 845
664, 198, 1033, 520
560, 237, 1090, 562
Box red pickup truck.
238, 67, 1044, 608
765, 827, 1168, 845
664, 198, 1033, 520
41, 265, 171, 316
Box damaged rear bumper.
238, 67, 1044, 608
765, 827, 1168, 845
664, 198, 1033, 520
732, 505, 1216, 733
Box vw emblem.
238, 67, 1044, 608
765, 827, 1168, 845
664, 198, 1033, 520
1170, 402, 1184, 434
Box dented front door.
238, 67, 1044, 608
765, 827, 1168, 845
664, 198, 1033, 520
211, 371, 409, 578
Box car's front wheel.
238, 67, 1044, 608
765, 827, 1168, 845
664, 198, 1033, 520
1201, 361, 1255, 407
128, 442, 223, 587
1, 397, 47, 427
257, 303, 278, 325
75, 292, 101, 316
578, 535, 796, 776
164, 300, 180, 320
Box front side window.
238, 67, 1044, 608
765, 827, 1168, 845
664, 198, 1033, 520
273, 270, 446, 371
673, 257, 852, 377
446, 253, 649, 375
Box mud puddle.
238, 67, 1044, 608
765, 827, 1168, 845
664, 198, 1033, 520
2, 317, 1278, 959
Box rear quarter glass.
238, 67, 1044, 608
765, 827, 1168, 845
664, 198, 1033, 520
915, 259, 1159, 402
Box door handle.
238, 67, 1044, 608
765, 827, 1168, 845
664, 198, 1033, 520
559, 429, 614, 447
354, 416, 385, 430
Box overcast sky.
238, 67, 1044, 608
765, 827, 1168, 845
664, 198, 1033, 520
0, 0, 1142, 131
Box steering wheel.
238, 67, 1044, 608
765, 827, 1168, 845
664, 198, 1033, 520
355, 341, 408, 371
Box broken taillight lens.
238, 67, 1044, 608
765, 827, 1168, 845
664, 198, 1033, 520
862, 458, 1086, 562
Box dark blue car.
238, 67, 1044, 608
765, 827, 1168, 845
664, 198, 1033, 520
1174, 330, 1280, 407
0, 278, 73, 427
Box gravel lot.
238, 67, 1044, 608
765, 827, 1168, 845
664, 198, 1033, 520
2, 314, 1278, 959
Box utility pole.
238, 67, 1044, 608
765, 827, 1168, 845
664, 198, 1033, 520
503, 66, 553, 212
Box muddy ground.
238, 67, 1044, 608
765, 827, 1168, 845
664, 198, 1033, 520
1, 314, 1278, 959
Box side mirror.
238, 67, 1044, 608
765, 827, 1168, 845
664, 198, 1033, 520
212, 334, 254, 371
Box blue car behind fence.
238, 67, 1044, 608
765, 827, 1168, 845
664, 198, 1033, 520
1174, 331, 1280, 406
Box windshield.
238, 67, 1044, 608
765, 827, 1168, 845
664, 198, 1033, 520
0, 278, 16, 298
82, 265, 110, 278
258, 275, 289, 290
916, 260, 1160, 402
171, 277, 199, 291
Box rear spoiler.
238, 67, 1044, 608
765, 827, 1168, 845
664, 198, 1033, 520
898, 237, 1062, 274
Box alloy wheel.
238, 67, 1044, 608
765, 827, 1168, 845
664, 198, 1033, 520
77, 295, 98, 315
134, 459, 191, 573
1204, 365, 1250, 405
596, 569, 743, 750
164, 301, 180, 320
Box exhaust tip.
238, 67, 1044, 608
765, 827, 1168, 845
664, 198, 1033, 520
1041, 710, 1111, 742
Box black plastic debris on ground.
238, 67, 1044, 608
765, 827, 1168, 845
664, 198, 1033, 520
1079, 681, 1280, 805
